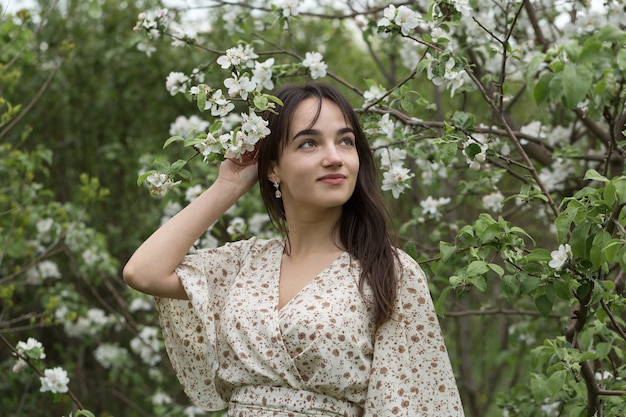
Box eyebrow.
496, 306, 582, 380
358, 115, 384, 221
292, 127, 355, 140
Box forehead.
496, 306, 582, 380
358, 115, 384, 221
289, 97, 349, 135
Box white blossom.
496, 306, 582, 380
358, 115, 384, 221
94, 343, 129, 369
130, 326, 162, 366
183, 405, 207, 417
227, 217, 246, 236
420, 195, 451, 219
224, 73, 256, 100
184, 184, 204, 203
549, 244, 572, 271
217, 44, 258, 69
169, 115, 209, 137
241, 110, 271, 144
40, 367, 70, 394
362, 84, 387, 107
381, 165, 414, 198
207, 89, 235, 117
395, 5, 421, 35
12, 358, 27, 373
37, 260, 62, 280
252, 58, 275, 91
378, 114, 396, 138
82, 248, 99, 267
451, 0, 472, 17
129, 297, 153, 312
145, 173, 180, 197
273, 0, 301, 17
302, 52, 327, 79
152, 391, 173, 406
482, 191, 505, 212
165, 72, 189, 96
16, 337, 46, 359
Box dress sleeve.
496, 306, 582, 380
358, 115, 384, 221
364, 250, 465, 417
153, 238, 257, 411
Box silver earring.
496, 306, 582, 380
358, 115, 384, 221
273, 182, 282, 199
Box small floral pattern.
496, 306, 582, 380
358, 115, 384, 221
155, 238, 464, 416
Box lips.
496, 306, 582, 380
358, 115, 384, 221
318, 174, 347, 185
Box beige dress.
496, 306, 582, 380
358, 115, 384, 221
155, 237, 465, 417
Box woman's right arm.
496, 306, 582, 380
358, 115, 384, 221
122, 160, 259, 299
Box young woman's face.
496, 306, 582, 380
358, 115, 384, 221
269, 97, 360, 217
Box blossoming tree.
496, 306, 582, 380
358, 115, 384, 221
3, 0, 626, 416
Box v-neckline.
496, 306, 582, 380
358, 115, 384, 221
273, 240, 347, 315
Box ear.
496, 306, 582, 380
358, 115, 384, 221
267, 162, 280, 184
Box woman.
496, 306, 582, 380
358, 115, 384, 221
123, 82, 464, 416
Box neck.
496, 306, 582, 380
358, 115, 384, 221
282, 208, 344, 257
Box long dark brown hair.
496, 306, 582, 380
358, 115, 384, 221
257, 82, 399, 327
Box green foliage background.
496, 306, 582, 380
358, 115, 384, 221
2, 0, 626, 416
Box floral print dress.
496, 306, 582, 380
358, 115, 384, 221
154, 238, 464, 416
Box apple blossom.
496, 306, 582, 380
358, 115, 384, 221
40, 367, 70, 394
381, 165, 414, 199
145, 172, 180, 197
94, 343, 129, 369
216, 44, 258, 69
482, 191, 505, 212
252, 58, 275, 91
420, 195, 452, 219
16, 337, 46, 360
302, 52, 327, 79
169, 115, 210, 137
549, 244, 572, 271
130, 326, 162, 366
223, 73, 256, 100
165, 71, 189, 96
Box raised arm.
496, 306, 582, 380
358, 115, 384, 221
123, 160, 259, 299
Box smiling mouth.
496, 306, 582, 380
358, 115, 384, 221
318, 175, 346, 185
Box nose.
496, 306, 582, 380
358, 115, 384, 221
322, 143, 343, 167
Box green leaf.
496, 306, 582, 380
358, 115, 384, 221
440, 241, 456, 263
467, 260, 490, 276
583, 169, 608, 183
570, 222, 591, 258
525, 53, 546, 86
403, 241, 418, 260
533, 72, 553, 104
526, 248, 552, 262
535, 294, 553, 316
163, 135, 185, 149
547, 370, 567, 397
562, 63, 593, 109
452, 111, 475, 130
520, 275, 541, 294
552, 279, 572, 300
437, 141, 458, 166
590, 231, 612, 268
595, 342, 612, 359
468, 275, 487, 292
501, 275, 520, 301
434, 286, 453, 317
596, 24, 626, 42
488, 263, 504, 277
136, 170, 155, 186
555, 207, 578, 242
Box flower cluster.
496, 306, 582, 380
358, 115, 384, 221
130, 326, 162, 366
420, 195, 452, 220
378, 145, 414, 199
13, 337, 46, 373
426, 54, 466, 97
40, 367, 70, 394
302, 51, 328, 79
377, 5, 421, 36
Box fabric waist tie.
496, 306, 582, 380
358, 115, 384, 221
229, 385, 363, 417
